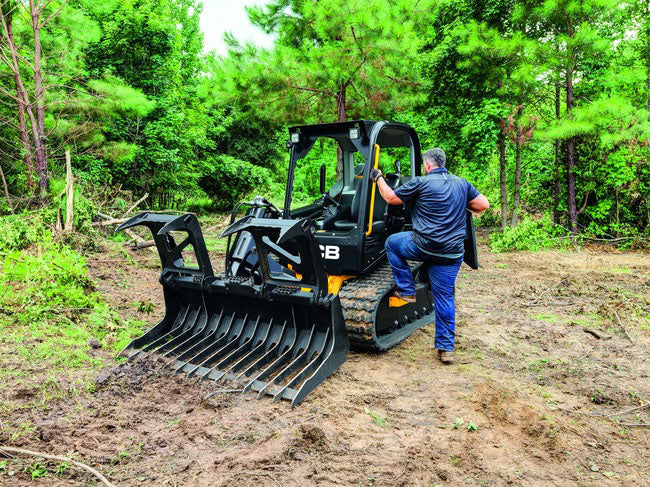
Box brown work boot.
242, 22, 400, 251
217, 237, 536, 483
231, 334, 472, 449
391, 291, 416, 303
437, 350, 454, 364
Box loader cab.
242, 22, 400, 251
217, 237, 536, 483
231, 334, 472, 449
285, 120, 423, 275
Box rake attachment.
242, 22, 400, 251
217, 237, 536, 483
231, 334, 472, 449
116, 212, 349, 407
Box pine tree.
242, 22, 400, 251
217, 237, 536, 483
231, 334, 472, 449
522, 0, 618, 236
455, 23, 540, 228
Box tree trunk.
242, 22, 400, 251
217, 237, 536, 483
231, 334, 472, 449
511, 140, 522, 227
6, 17, 34, 191
511, 106, 523, 227
0, 160, 13, 213
566, 67, 577, 237
29, 2, 48, 200
553, 82, 561, 224
498, 128, 508, 230
645, 3, 650, 110
335, 84, 347, 179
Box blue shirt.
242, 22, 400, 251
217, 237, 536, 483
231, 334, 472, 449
394, 168, 480, 255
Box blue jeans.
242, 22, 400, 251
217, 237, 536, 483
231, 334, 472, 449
385, 232, 463, 351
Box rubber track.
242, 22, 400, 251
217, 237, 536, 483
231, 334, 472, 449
339, 261, 423, 352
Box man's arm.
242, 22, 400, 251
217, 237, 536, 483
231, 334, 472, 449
376, 175, 403, 205
468, 194, 489, 213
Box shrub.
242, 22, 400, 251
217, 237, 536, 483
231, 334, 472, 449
0, 213, 51, 253
198, 155, 273, 210
489, 214, 571, 252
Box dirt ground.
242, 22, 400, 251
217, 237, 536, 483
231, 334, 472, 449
1, 239, 649, 486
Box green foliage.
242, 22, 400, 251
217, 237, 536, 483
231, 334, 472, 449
55, 462, 71, 479
87, 75, 156, 118
219, 0, 432, 124
24, 463, 47, 480
0, 213, 51, 253
489, 215, 571, 252
0, 215, 145, 369
0, 0, 648, 243
198, 155, 275, 210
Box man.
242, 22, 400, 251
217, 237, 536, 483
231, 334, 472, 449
371, 148, 489, 364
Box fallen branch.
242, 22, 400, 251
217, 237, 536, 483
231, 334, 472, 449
553, 401, 650, 420
123, 228, 156, 253
0, 446, 116, 487
133, 240, 155, 250
583, 328, 604, 340
609, 401, 650, 417
618, 423, 650, 427
613, 310, 633, 344
121, 192, 149, 218
92, 217, 128, 227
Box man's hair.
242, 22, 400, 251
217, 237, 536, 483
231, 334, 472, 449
423, 148, 446, 168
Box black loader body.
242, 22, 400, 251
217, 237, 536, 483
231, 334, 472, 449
117, 120, 478, 406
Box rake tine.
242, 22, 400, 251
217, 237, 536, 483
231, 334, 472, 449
141, 307, 195, 356
161, 311, 209, 359
243, 336, 296, 394
197, 313, 250, 380
146, 308, 201, 357
128, 306, 190, 361
184, 312, 238, 378
229, 318, 273, 374
243, 314, 298, 394
202, 315, 262, 382
272, 328, 329, 403
290, 325, 344, 407
257, 325, 315, 398
236, 320, 287, 382
168, 310, 225, 369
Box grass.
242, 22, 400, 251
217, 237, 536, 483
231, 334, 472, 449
569, 313, 602, 328
204, 235, 228, 254
364, 408, 387, 428
0, 234, 149, 436
534, 313, 562, 324
609, 267, 632, 275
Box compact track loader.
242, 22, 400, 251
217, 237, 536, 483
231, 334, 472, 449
117, 120, 478, 406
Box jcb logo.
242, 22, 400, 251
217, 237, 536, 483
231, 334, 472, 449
319, 245, 340, 260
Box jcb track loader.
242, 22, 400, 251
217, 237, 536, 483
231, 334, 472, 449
117, 120, 478, 406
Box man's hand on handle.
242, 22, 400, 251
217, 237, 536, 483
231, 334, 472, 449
374, 170, 403, 205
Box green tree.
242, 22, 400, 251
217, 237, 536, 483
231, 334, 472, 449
216, 0, 434, 175
521, 0, 618, 236
84, 0, 206, 205
419, 0, 515, 229
455, 23, 541, 227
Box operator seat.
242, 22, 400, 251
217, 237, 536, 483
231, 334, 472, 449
333, 167, 399, 234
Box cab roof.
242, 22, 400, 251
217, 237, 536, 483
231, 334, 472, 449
288, 120, 419, 152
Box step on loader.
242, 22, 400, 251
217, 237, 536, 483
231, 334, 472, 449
116, 120, 478, 406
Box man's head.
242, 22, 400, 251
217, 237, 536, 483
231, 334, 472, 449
422, 148, 446, 174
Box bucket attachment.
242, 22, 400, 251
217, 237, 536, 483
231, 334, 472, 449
116, 212, 349, 407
